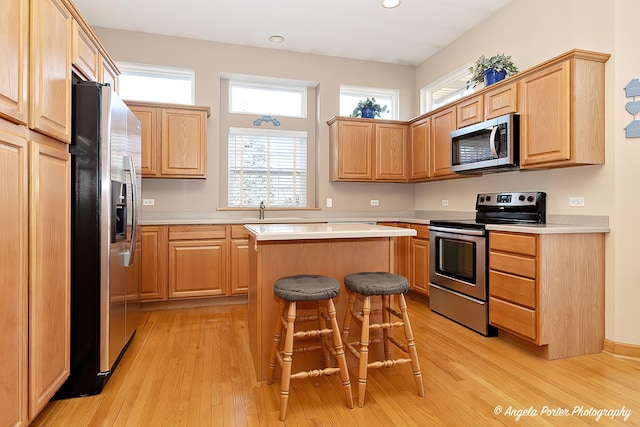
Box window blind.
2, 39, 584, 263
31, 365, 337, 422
228, 128, 307, 207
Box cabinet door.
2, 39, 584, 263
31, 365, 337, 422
410, 118, 430, 181
336, 120, 374, 180
0, 128, 28, 427
29, 0, 72, 143
141, 226, 168, 300
130, 106, 160, 177
485, 83, 517, 119
169, 240, 226, 298
71, 20, 99, 82
0, 0, 29, 125
99, 54, 118, 93
456, 95, 483, 128
519, 62, 571, 167
374, 123, 407, 181
230, 239, 249, 295
161, 108, 207, 177
28, 140, 70, 418
430, 107, 457, 178
410, 238, 429, 296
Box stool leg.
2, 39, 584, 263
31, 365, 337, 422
341, 292, 357, 346
317, 301, 331, 368
267, 300, 286, 385
398, 294, 425, 397
381, 295, 392, 363
327, 298, 354, 409
357, 296, 371, 407
279, 302, 297, 421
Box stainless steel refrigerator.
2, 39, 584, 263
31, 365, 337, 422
56, 81, 142, 398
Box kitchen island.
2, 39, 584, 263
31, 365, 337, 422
244, 222, 416, 382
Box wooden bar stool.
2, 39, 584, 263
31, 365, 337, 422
341, 272, 425, 407
267, 275, 354, 421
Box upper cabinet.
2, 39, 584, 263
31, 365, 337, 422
328, 117, 408, 182
0, 0, 29, 125
484, 82, 517, 120
430, 106, 458, 179
29, 0, 72, 143
518, 51, 608, 168
409, 117, 430, 181
456, 95, 483, 128
127, 101, 211, 178
71, 19, 99, 82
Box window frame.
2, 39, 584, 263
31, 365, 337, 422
228, 80, 308, 118
115, 61, 196, 105
420, 63, 474, 114
339, 85, 399, 120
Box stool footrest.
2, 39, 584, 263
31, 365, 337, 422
369, 321, 404, 330
290, 367, 342, 380
388, 335, 409, 353
293, 328, 332, 339
368, 358, 412, 369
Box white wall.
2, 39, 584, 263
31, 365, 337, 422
415, 0, 640, 346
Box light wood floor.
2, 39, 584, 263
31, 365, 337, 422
32, 294, 640, 426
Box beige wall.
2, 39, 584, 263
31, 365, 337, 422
415, 0, 640, 346
93, 27, 416, 213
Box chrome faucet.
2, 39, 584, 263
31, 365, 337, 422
259, 201, 265, 220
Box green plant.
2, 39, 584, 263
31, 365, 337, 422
467, 53, 519, 88
350, 97, 388, 118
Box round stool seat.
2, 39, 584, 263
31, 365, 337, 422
274, 275, 340, 302
344, 272, 409, 296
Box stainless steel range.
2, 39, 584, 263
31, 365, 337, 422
428, 192, 546, 336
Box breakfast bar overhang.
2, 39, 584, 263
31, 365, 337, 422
244, 222, 417, 382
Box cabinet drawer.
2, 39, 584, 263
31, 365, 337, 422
489, 297, 536, 340
410, 224, 429, 239
231, 225, 249, 239
169, 225, 226, 240
490, 232, 536, 256
489, 251, 536, 279
489, 270, 535, 308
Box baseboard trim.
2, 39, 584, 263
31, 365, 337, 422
603, 339, 640, 361
141, 295, 247, 311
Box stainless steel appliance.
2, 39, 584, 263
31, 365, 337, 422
56, 80, 142, 398
450, 113, 519, 174
429, 192, 545, 336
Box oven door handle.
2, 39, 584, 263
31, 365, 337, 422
428, 225, 485, 236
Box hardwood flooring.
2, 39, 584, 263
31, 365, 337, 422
32, 294, 640, 426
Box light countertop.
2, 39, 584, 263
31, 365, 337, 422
244, 222, 417, 241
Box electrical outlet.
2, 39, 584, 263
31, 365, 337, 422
143, 198, 155, 206
326, 198, 333, 208
441, 199, 449, 206
370, 199, 379, 206
569, 197, 585, 207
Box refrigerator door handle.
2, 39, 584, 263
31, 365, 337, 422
123, 155, 138, 267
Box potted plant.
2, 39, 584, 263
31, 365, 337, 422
350, 97, 388, 118
467, 54, 519, 89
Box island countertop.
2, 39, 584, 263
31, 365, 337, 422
243, 222, 417, 241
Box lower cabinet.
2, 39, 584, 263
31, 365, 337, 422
140, 226, 168, 301
377, 222, 410, 279
409, 224, 430, 296
229, 225, 249, 295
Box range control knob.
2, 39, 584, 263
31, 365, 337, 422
527, 195, 535, 202
479, 196, 485, 202
518, 194, 526, 201
486, 195, 492, 202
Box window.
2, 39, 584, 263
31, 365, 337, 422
340, 85, 399, 119
228, 128, 307, 208
116, 62, 195, 104
229, 81, 306, 118
421, 64, 474, 113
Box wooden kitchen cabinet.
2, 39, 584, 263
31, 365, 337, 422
168, 226, 226, 298
430, 107, 457, 179
409, 117, 430, 181
127, 101, 210, 178
29, 0, 73, 144
229, 225, 249, 295
71, 19, 99, 82
409, 224, 430, 296
456, 95, 483, 128
489, 231, 605, 360
377, 222, 410, 279
484, 82, 517, 119
141, 226, 168, 301
328, 116, 408, 182
518, 51, 608, 168
99, 54, 118, 92
0, 0, 29, 125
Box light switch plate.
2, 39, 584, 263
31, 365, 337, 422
569, 197, 584, 207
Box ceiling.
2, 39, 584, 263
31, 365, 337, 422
72, 0, 513, 66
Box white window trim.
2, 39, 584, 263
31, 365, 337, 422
228, 80, 308, 118
420, 62, 474, 114
340, 85, 399, 119
115, 61, 196, 104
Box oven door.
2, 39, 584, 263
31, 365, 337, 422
429, 226, 486, 300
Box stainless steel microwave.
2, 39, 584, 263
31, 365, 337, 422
450, 113, 519, 174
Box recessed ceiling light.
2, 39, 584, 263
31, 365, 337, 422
269, 35, 285, 43
381, 0, 401, 8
